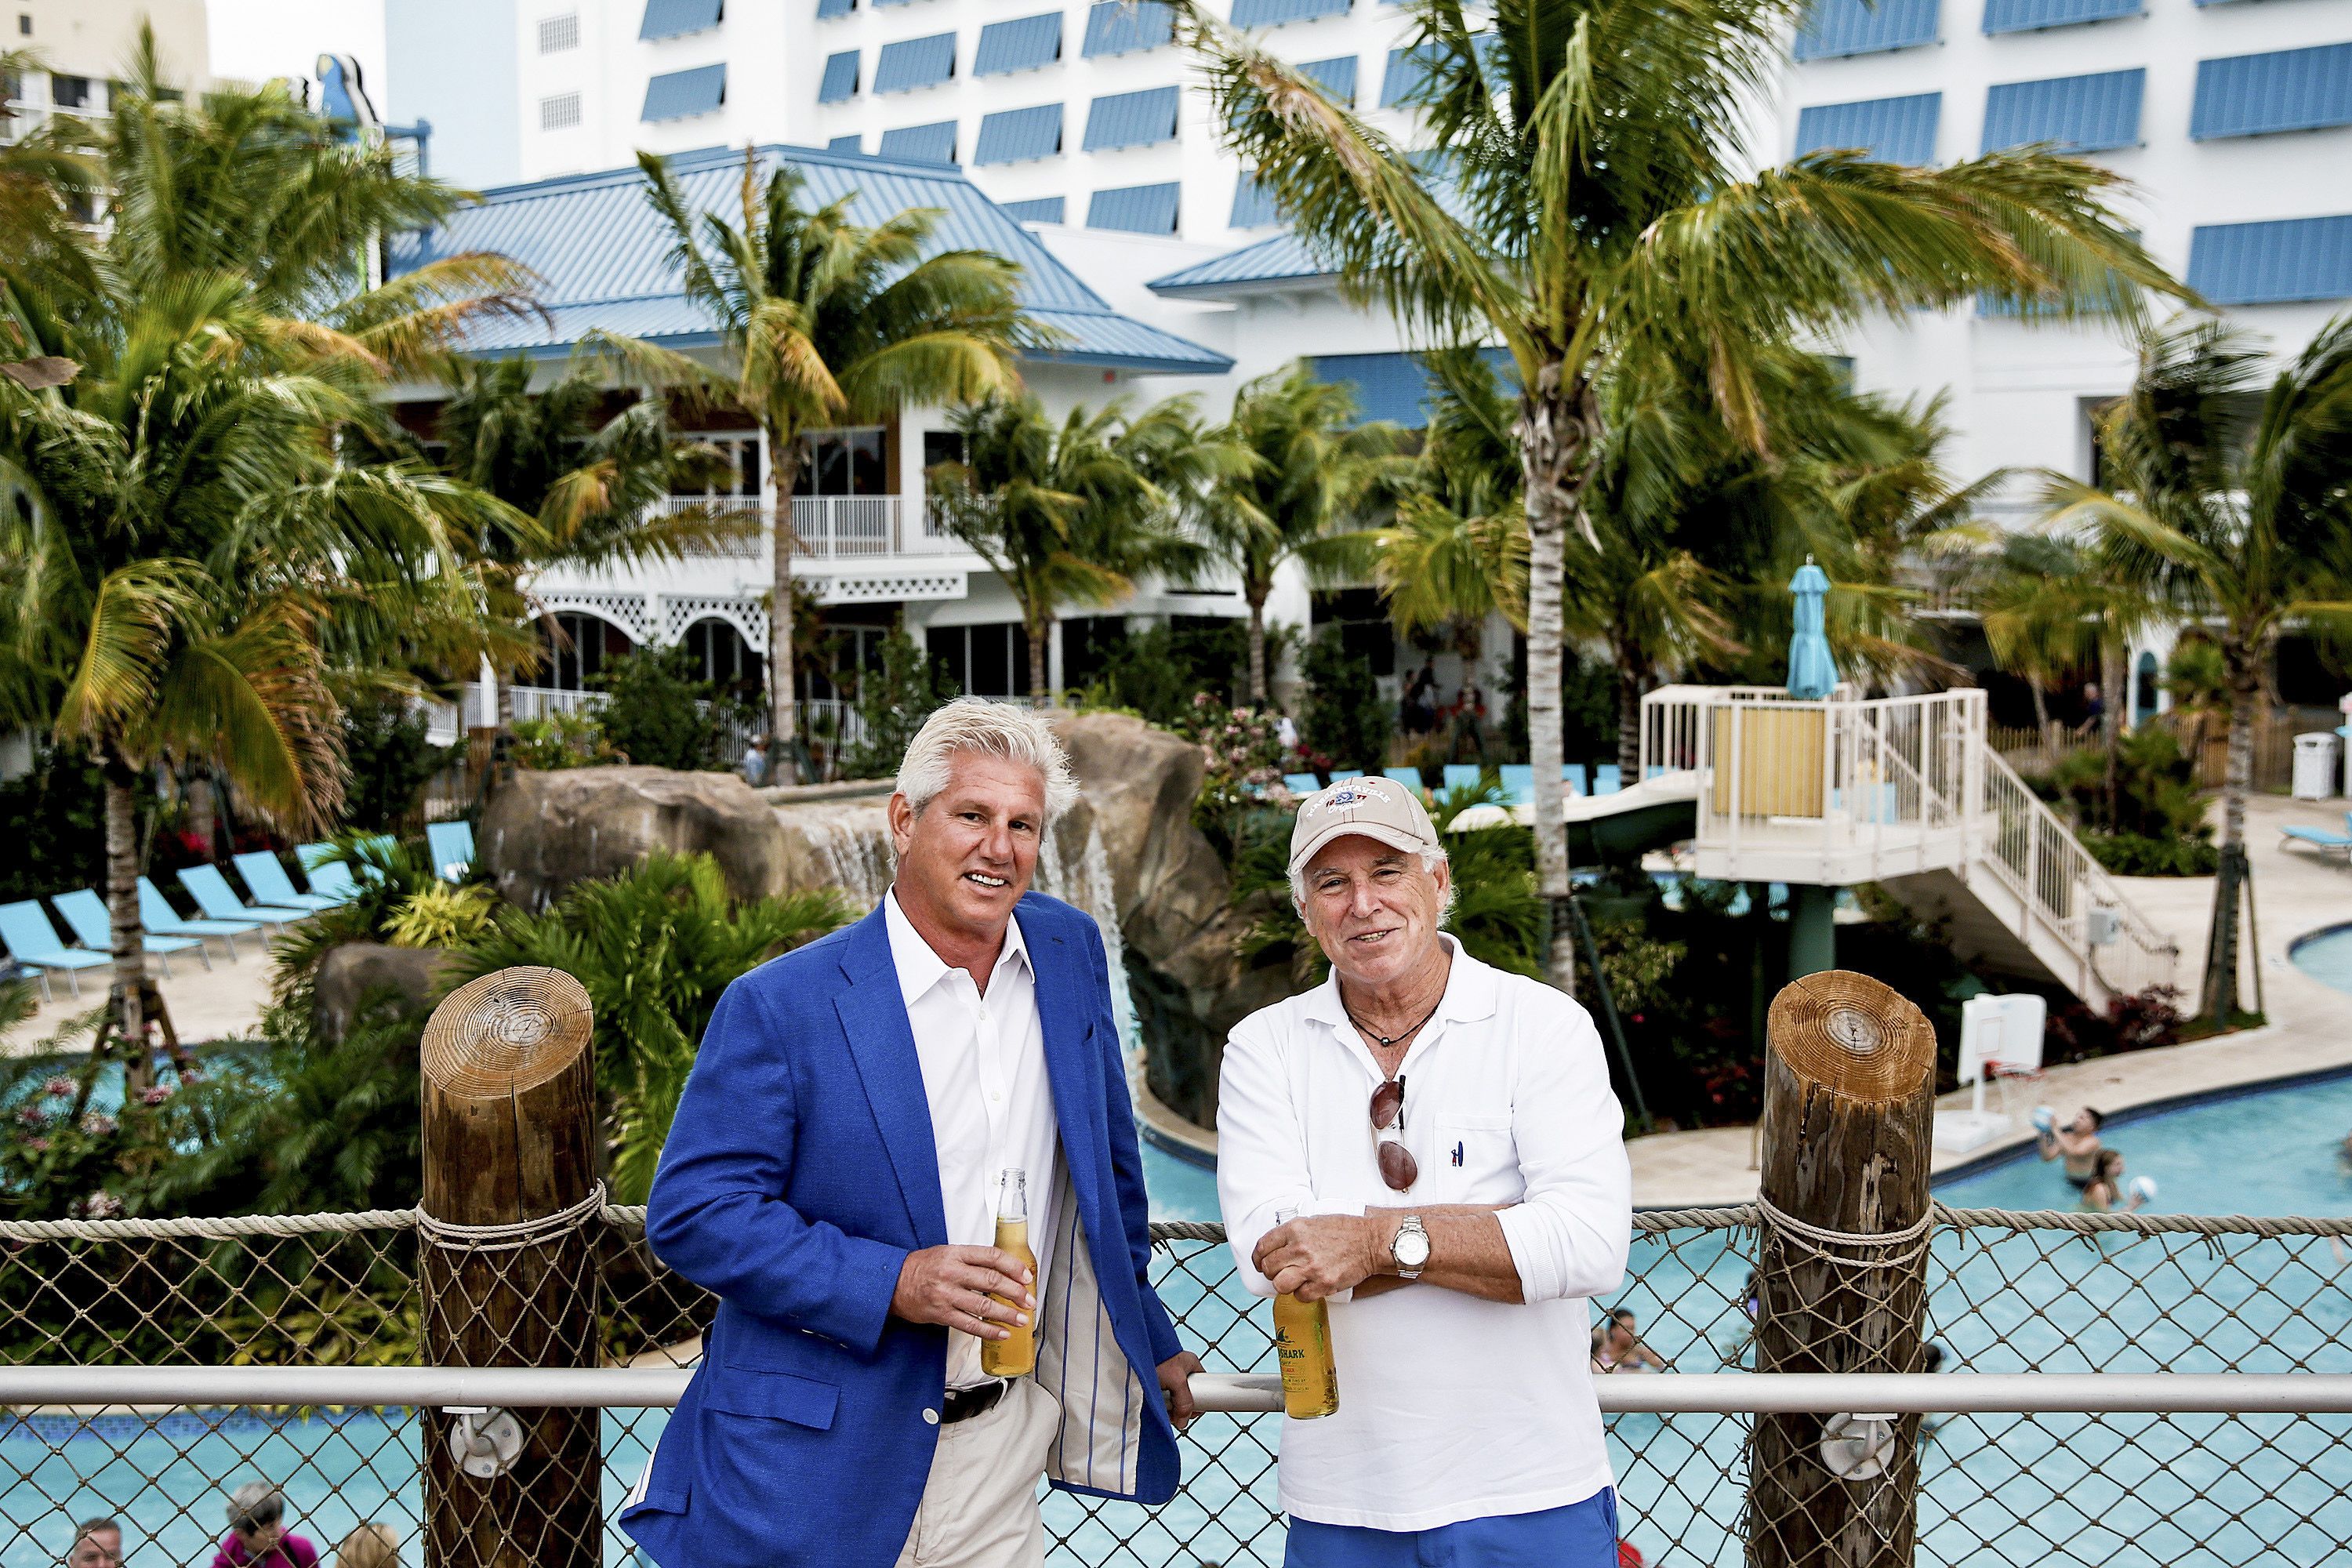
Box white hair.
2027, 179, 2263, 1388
227, 1483, 284, 1533
1290, 844, 1454, 921
894, 698, 1080, 822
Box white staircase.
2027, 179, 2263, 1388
1639, 684, 2180, 1011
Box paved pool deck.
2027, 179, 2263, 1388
1631, 789, 2352, 1207
3, 931, 280, 1055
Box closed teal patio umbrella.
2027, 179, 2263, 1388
1785, 557, 1840, 699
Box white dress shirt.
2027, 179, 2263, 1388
885, 890, 1064, 1391
1216, 937, 1633, 1531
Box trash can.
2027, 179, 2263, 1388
2293, 731, 2341, 800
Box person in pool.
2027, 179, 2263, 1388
2078, 1149, 2148, 1214
2038, 1107, 2106, 1189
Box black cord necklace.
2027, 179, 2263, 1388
1344, 996, 1443, 1051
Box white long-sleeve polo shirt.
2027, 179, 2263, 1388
1215, 937, 1633, 1531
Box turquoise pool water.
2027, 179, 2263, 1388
2289, 922, 2352, 996
12, 1087, 2352, 1566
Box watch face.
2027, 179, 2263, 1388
1395, 1225, 1432, 1269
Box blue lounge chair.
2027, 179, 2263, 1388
1328, 769, 1364, 782
138, 877, 259, 959
1595, 764, 1623, 796
1442, 764, 1484, 796
1283, 772, 1323, 796
52, 889, 208, 975
232, 851, 339, 913
0, 899, 111, 1000
1564, 763, 1588, 797
1498, 764, 1534, 807
2281, 814, 2352, 861
298, 845, 365, 904
1383, 767, 1428, 797
179, 865, 313, 931
426, 820, 476, 880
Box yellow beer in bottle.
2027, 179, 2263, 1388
981, 1167, 1038, 1378
1269, 1208, 1338, 1419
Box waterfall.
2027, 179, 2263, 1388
1038, 821, 1142, 1055
794, 808, 895, 909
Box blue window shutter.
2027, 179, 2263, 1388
818, 50, 860, 103
1298, 55, 1358, 105
816, 0, 854, 19
975, 103, 1063, 162
879, 119, 959, 163
1794, 93, 1940, 164
641, 64, 727, 121
1004, 196, 1067, 223
1084, 85, 1180, 150
828, 133, 863, 151
2191, 44, 2352, 141
641, 0, 724, 40
1231, 0, 1350, 27
874, 32, 956, 93
1980, 68, 2143, 152
975, 13, 1063, 74
1381, 42, 1436, 107
1231, 172, 1279, 227
2188, 214, 2352, 305
1791, 0, 1938, 60
1088, 181, 1181, 233
1082, 0, 1174, 56
1981, 0, 2139, 34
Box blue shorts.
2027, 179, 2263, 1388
1284, 1490, 1621, 1568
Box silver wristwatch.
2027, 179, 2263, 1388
1391, 1214, 1431, 1279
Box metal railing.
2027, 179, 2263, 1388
658, 495, 973, 561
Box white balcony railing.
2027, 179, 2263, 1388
652, 495, 971, 561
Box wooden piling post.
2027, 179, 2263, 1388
1747, 970, 1938, 1568
419, 967, 602, 1568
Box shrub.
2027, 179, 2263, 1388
2047, 984, 2185, 1062
840, 630, 955, 781
2049, 725, 2209, 844
508, 710, 620, 770
339, 699, 453, 834
1300, 628, 1390, 771
384, 882, 498, 949
1074, 622, 1253, 725
2082, 831, 2220, 877
591, 646, 749, 771
0, 742, 123, 903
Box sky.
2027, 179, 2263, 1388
205, 0, 387, 97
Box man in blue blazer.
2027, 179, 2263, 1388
622, 700, 1202, 1568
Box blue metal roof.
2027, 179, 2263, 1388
874, 32, 955, 93
1002, 196, 1065, 223
1149, 230, 1329, 295
1298, 54, 1358, 105
1083, 0, 1173, 56
1229, 173, 1278, 227
1231, 0, 1349, 27
1792, 0, 1938, 60
385, 143, 1229, 372
2187, 214, 2352, 305
2191, 43, 2352, 141
1981, 0, 2139, 34
975, 12, 1062, 74
1087, 180, 1181, 233
641, 0, 724, 40
819, 50, 859, 103
1794, 93, 1941, 164
1083, 85, 1179, 151
828, 133, 862, 151
1981, 67, 2144, 152
643, 65, 727, 122
878, 120, 957, 164
975, 103, 1062, 163
1381, 42, 1435, 107
816, 0, 853, 18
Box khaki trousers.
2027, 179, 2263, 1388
894, 1377, 1061, 1568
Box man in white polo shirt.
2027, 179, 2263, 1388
1217, 776, 1633, 1567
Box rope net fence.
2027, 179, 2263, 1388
0, 1204, 2348, 1564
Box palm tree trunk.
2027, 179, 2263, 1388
1028, 607, 1051, 709
1246, 588, 1270, 707
1519, 365, 1595, 1000
2027, 674, 2052, 759
1615, 656, 1644, 782
2100, 634, 2125, 830
768, 433, 801, 784
2200, 642, 2264, 1025
100, 753, 150, 1091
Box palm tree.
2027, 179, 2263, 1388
1173, 0, 2176, 992
927, 394, 1217, 705
0, 64, 526, 1075
427, 351, 754, 724
2045, 314, 2352, 1026
637, 151, 1029, 775
1196, 363, 1407, 703
1370, 350, 1530, 639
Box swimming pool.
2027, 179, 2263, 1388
2289, 921, 2352, 996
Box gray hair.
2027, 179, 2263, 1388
1290, 844, 1454, 920
227, 1483, 284, 1534
894, 698, 1080, 823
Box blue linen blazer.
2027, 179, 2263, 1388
619, 892, 1185, 1568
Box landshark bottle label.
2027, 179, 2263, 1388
1270, 1208, 1339, 1419
982, 1167, 1038, 1378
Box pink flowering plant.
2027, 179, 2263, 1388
0, 1054, 223, 1219
1171, 692, 1304, 860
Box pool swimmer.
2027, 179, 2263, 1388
2031, 1106, 2056, 1133
2038, 1106, 2106, 1189
2079, 1149, 2147, 1213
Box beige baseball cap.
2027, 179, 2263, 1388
1288, 776, 1440, 877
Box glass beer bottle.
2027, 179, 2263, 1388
1269, 1208, 1338, 1418
981, 1167, 1039, 1378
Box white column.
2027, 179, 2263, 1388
1047, 616, 1065, 699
